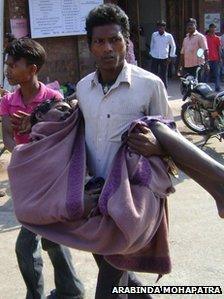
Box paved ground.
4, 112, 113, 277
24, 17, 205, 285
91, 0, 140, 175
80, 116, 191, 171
0, 79, 224, 299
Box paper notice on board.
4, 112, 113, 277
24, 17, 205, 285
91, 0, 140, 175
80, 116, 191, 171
29, 0, 103, 38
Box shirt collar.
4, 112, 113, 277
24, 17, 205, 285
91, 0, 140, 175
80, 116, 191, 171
155, 31, 168, 37
187, 30, 198, 37
11, 82, 46, 107
91, 60, 131, 88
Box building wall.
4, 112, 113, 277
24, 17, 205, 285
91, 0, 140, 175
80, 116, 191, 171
199, 0, 224, 34
139, 0, 164, 46
5, 0, 224, 85
5, 0, 95, 85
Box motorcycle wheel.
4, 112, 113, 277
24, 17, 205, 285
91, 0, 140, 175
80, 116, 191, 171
181, 102, 207, 135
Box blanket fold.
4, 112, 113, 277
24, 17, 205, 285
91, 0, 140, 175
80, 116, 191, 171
8, 109, 174, 274
8, 110, 224, 274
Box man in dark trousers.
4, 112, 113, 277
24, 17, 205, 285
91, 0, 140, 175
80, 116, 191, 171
205, 23, 222, 92
150, 20, 176, 88
76, 4, 173, 299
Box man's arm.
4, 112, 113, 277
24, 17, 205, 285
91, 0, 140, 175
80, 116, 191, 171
149, 33, 155, 55
2, 116, 16, 152
127, 78, 173, 157
179, 54, 184, 68
217, 37, 222, 61
169, 34, 176, 58
199, 35, 209, 62
148, 78, 173, 119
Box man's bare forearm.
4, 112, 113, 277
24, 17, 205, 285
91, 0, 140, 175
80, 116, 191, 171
179, 54, 184, 68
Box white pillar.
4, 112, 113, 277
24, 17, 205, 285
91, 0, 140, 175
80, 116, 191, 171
0, 0, 4, 86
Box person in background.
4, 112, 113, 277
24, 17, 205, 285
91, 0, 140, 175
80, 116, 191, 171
220, 26, 224, 82
2, 33, 17, 94
205, 23, 221, 92
0, 38, 84, 299
178, 18, 208, 79
0, 33, 16, 197
150, 20, 176, 88
125, 37, 137, 65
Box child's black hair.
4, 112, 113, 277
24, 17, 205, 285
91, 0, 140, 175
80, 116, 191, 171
5, 38, 46, 71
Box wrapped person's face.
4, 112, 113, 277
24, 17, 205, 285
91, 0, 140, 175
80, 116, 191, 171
36, 101, 73, 123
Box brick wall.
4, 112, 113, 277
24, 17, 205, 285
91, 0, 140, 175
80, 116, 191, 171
5, 0, 98, 84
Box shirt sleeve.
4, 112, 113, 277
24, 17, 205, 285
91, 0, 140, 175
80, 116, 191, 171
147, 77, 173, 120
150, 33, 155, 55
169, 34, 176, 57
180, 40, 185, 54
0, 94, 10, 116
75, 81, 82, 111
199, 35, 208, 51
52, 90, 64, 100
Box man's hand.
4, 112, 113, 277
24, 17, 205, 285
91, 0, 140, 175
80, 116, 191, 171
127, 125, 165, 157
83, 187, 101, 218
10, 111, 31, 134
204, 62, 210, 73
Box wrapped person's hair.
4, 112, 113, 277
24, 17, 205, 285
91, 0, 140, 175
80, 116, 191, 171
30, 98, 59, 127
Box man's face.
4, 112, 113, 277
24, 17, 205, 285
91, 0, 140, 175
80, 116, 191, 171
90, 24, 127, 72
158, 26, 165, 35
186, 23, 196, 35
4, 55, 34, 86
209, 26, 216, 34
37, 102, 73, 123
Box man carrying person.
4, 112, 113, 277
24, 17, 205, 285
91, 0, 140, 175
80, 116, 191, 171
0, 38, 84, 299
76, 4, 172, 298
179, 18, 208, 79
150, 20, 176, 88
205, 23, 222, 92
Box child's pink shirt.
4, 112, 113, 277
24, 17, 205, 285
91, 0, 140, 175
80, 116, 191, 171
0, 82, 62, 144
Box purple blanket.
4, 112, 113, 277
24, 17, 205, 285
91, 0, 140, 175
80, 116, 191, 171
8, 108, 175, 274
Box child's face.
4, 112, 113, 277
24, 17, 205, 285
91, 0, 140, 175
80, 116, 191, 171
37, 102, 73, 123
4, 55, 35, 85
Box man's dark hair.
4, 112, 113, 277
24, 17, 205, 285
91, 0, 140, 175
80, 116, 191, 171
85, 4, 130, 46
157, 20, 166, 27
30, 98, 59, 127
209, 23, 216, 28
5, 38, 46, 71
186, 18, 197, 27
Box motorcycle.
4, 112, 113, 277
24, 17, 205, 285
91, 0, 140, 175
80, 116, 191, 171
180, 48, 224, 145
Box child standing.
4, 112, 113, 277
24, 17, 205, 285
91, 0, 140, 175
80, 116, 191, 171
0, 38, 84, 299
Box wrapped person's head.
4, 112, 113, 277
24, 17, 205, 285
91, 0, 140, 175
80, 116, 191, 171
30, 98, 73, 126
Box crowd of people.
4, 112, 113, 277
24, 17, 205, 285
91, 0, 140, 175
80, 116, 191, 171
0, 4, 224, 299
149, 18, 223, 92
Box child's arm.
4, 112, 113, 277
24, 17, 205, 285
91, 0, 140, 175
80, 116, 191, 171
2, 115, 16, 152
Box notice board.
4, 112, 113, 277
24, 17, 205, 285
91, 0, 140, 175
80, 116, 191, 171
29, 0, 103, 38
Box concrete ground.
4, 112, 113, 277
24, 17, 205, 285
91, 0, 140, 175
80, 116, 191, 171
0, 79, 224, 299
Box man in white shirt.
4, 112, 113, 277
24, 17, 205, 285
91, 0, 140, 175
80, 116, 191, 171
76, 4, 173, 299
150, 20, 176, 88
